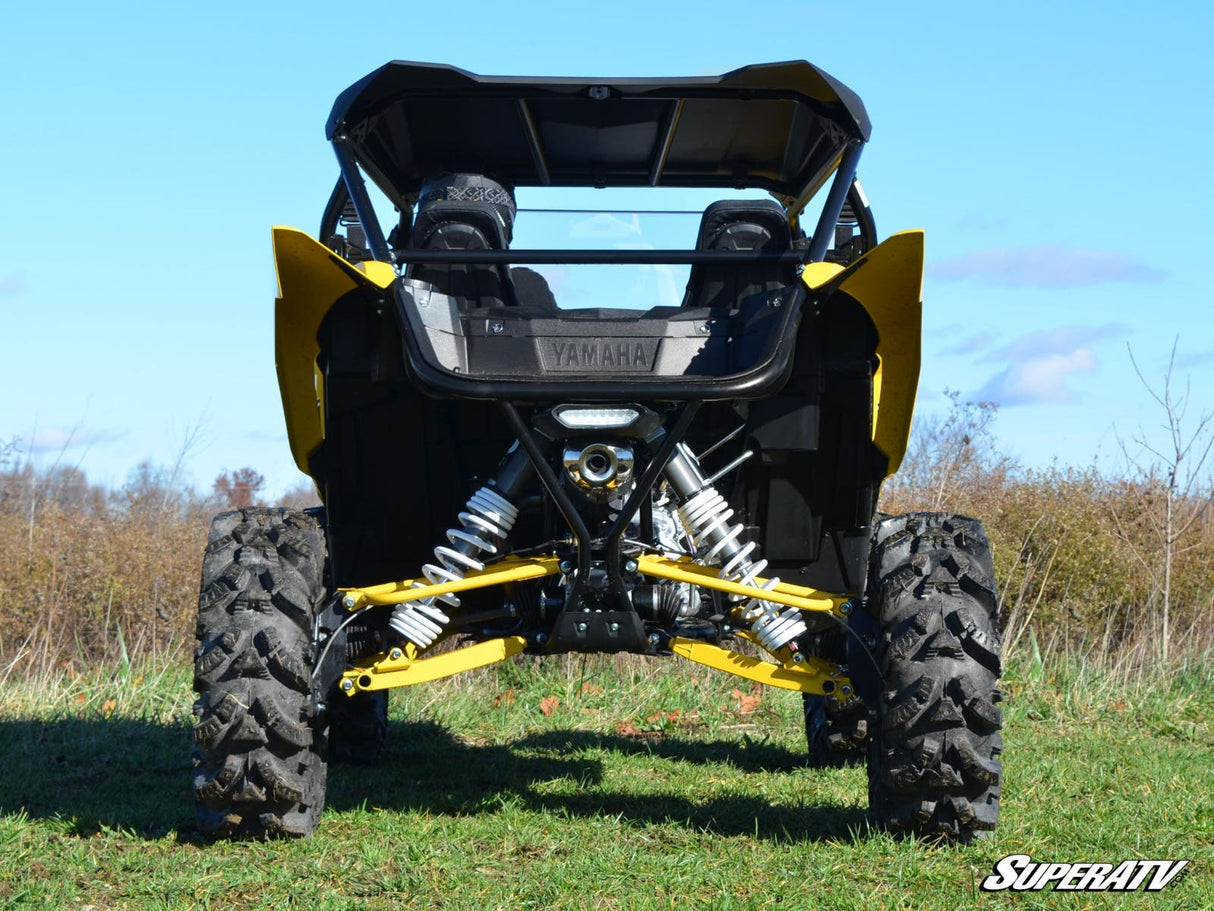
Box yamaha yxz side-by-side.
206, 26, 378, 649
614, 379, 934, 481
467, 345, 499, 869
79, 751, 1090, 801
193, 61, 1003, 841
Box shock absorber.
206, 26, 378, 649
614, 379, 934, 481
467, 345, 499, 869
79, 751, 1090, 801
389, 445, 531, 649
663, 442, 807, 654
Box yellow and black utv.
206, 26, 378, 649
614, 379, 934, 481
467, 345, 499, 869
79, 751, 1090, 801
192, 61, 1002, 841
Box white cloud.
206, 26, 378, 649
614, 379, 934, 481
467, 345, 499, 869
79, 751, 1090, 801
981, 323, 1127, 363
938, 331, 995, 356
930, 245, 1164, 288
977, 348, 1097, 405
640, 263, 682, 308
29, 427, 125, 453
970, 323, 1128, 406
245, 430, 287, 443
1177, 349, 1214, 369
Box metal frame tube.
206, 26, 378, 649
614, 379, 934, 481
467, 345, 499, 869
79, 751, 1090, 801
517, 100, 552, 185
604, 404, 700, 550
332, 138, 394, 264
390, 249, 808, 265
603, 403, 701, 604
649, 100, 685, 186
806, 142, 864, 263
499, 403, 593, 581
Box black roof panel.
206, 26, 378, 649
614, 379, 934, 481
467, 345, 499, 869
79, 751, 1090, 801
327, 61, 869, 207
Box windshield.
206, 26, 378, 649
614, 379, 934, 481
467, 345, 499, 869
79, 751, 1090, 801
363, 182, 805, 312
510, 187, 778, 311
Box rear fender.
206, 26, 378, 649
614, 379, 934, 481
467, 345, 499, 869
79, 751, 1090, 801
801, 230, 924, 478
272, 227, 395, 475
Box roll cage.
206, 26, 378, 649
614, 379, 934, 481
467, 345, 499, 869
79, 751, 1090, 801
319, 60, 875, 270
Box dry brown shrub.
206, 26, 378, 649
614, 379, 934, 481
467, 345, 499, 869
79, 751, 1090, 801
883, 395, 1214, 667
0, 446, 331, 676
0, 492, 209, 674
4, 389, 1213, 677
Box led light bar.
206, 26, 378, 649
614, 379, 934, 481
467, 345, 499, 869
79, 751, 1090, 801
552, 406, 641, 430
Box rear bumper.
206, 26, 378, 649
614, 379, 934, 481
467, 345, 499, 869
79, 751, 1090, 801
395, 280, 807, 402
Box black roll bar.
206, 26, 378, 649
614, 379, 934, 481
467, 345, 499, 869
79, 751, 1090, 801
807, 141, 864, 263
332, 138, 395, 263
393, 249, 810, 265
333, 135, 866, 267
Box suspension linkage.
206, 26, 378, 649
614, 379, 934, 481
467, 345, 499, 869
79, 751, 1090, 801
339, 555, 562, 612
633, 554, 849, 616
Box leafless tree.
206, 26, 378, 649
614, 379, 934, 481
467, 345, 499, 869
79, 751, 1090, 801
213, 467, 267, 509
882, 389, 1009, 511
1114, 341, 1214, 663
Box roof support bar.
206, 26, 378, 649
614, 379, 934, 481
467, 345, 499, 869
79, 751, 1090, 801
649, 100, 685, 186
806, 141, 864, 263
332, 137, 394, 263
517, 100, 552, 185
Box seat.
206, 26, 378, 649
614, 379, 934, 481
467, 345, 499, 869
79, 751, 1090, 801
409, 174, 559, 313
510, 267, 559, 312
409, 175, 518, 309
681, 199, 795, 310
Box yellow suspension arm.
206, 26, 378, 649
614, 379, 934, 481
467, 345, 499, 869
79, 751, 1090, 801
634, 554, 850, 617
668, 638, 850, 696
341, 554, 846, 618
337, 551, 853, 696
638, 554, 852, 695
335, 557, 557, 695
341, 636, 528, 695
339, 556, 561, 611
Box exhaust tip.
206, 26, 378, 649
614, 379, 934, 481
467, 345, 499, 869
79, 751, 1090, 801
563, 443, 634, 493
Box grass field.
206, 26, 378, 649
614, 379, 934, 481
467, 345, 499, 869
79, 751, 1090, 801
1, 653, 1211, 910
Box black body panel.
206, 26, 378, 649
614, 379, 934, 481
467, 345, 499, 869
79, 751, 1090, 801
310, 293, 518, 587
326, 61, 869, 208
731, 292, 885, 595
393, 279, 804, 402
311, 280, 884, 598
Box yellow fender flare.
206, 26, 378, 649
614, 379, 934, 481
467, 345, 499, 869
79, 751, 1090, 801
272, 227, 395, 474
802, 230, 924, 477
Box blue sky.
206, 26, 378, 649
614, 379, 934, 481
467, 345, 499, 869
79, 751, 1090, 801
1, 1, 1211, 497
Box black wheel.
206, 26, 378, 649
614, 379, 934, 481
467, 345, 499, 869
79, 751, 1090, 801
192, 508, 329, 838
804, 692, 869, 766
328, 690, 388, 764
866, 512, 1002, 841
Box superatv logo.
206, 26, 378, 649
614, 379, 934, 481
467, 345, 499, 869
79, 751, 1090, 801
980, 854, 1190, 892
544, 340, 653, 371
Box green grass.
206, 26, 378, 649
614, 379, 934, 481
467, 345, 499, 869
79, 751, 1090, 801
1, 654, 1211, 910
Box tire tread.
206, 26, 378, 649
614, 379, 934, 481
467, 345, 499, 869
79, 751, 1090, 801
192, 507, 328, 839
867, 512, 1002, 841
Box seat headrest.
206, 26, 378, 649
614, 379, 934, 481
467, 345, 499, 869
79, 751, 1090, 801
413, 202, 508, 251
416, 174, 516, 245
697, 199, 790, 251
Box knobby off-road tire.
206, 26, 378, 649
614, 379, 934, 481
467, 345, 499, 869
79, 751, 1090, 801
804, 692, 869, 766
866, 512, 1003, 841
193, 508, 329, 838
